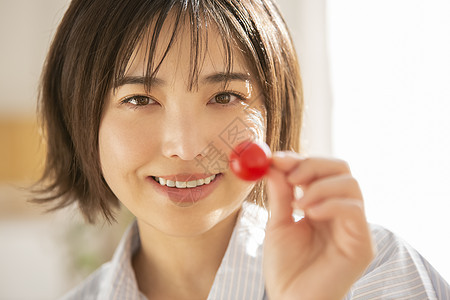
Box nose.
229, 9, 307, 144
160, 105, 209, 161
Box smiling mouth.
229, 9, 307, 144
151, 173, 220, 189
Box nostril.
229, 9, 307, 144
161, 141, 209, 161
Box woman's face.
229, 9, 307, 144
98, 20, 266, 237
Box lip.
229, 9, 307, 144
148, 173, 223, 205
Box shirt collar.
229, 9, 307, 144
97, 221, 145, 300
97, 202, 268, 300
207, 202, 268, 299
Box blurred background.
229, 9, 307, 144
0, 0, 449, 299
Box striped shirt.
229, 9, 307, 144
61, 203, 450, 299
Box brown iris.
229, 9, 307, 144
215, 93, 231, 104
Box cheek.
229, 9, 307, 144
98, 114, 158, 181
218, 102, 267, 148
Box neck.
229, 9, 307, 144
132, 209, 240, 300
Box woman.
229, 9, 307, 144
35, 0, 449, 299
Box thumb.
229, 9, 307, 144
266, 167, 295, 227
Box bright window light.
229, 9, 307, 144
328, 0, 450, 281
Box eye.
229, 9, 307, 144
209, 92, 245, 105
120, 95, 155, 107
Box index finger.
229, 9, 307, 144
270, 151, 305, 173
271, 152, 352, 186
287, 157, 352, 186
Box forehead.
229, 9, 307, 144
121, 12, 252, 88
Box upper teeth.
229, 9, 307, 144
154, 174, 217, 188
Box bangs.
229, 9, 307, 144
112, 1, 261, 93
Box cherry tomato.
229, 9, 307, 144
229, 140, 272, 181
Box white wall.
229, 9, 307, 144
0, 0, 70, 116
276, 0, 333, 156
0, 215, 71, 299
278, 0, 450, 283
327, 0, 450, 281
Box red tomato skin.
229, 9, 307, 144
229, 140, 272, 181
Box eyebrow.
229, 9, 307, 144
200, 72, 251, 84
114, 76, 164, 88
114, 72, 251, 88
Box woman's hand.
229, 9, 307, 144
263, 152, 375, 300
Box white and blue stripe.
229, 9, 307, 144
61, 203, 449, 300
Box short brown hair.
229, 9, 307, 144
33, 0, 303, 224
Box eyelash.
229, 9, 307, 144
209, 91, 247, 105
119, 91, 247, 109
119, 95, 155, 109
